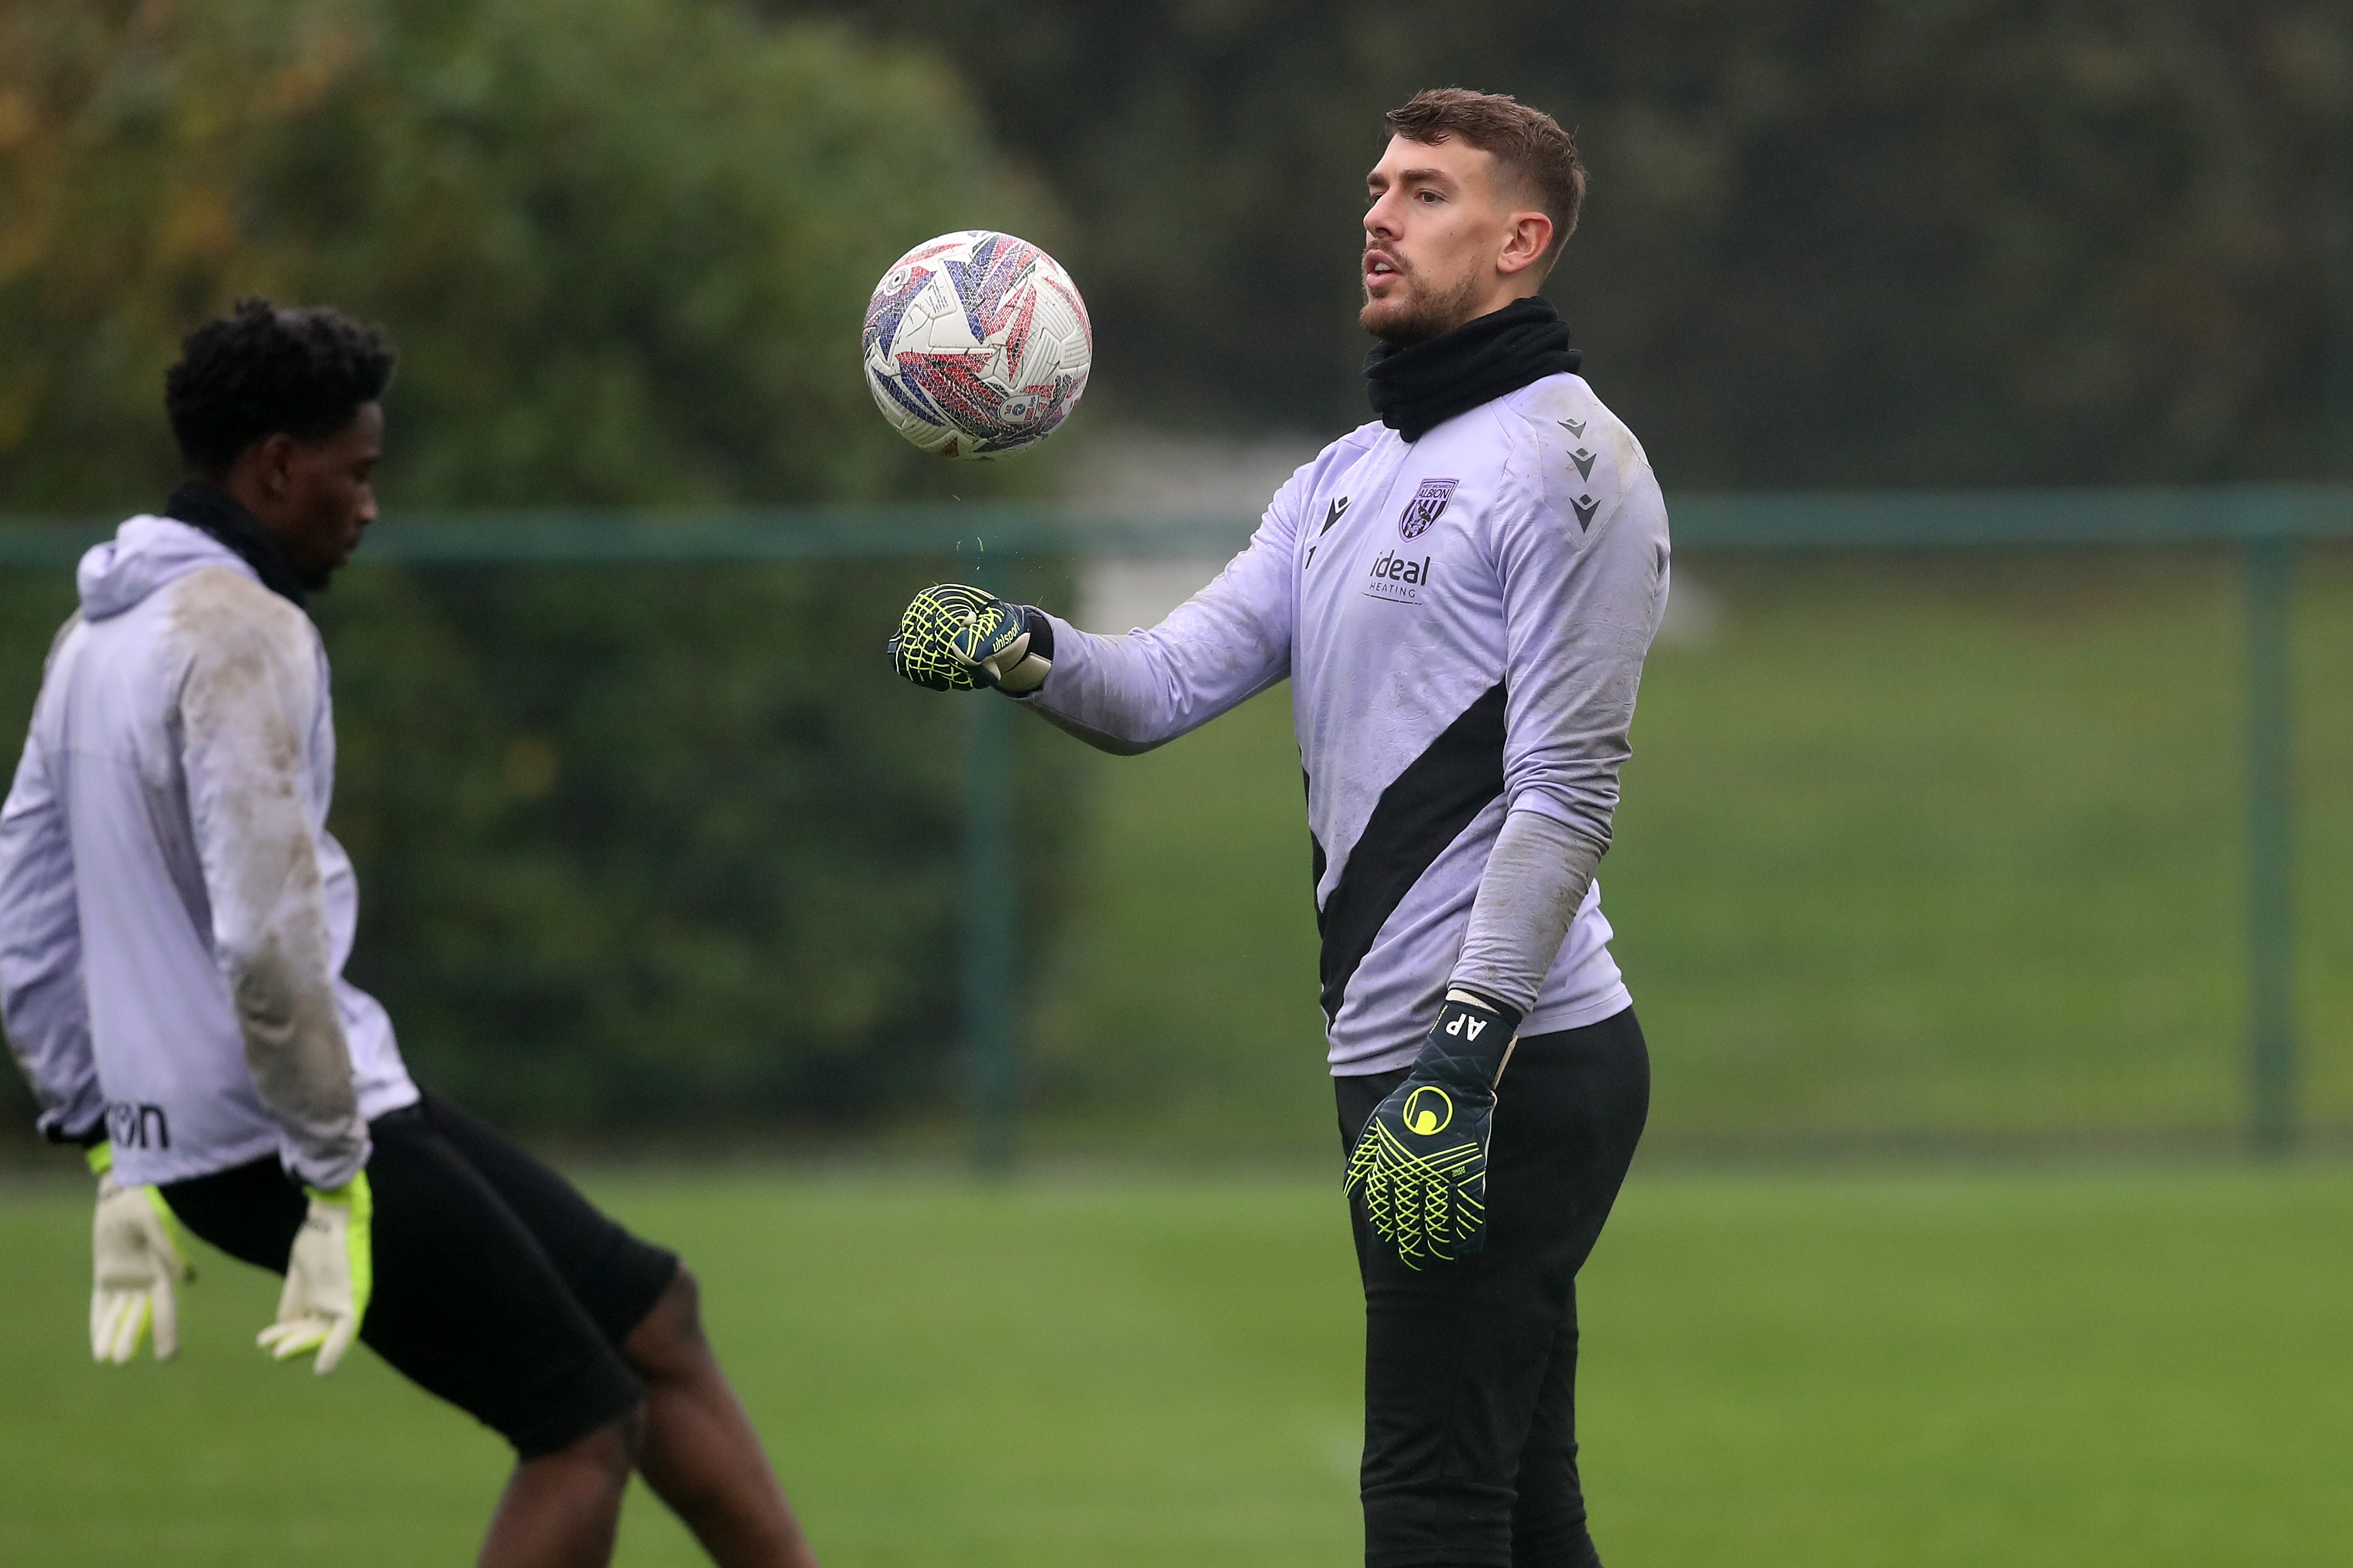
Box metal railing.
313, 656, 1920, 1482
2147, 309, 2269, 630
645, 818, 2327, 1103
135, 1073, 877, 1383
6, 484, 2349, 1164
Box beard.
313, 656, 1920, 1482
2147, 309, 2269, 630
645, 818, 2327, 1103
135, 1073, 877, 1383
1359, 262, 1486, 346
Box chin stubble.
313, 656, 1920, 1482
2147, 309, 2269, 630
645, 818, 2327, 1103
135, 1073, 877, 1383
1361, 268, 1486, 347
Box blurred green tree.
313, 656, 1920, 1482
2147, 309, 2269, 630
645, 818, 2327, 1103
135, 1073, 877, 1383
0, 0, 1080, 1140
0, 0, 1060, 508
798, 0, 2353, 487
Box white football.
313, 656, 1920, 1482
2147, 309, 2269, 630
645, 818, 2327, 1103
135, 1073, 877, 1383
861, 231, 1092, 460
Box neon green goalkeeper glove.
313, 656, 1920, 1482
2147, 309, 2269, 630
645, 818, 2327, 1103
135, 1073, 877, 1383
88, 1142, 195, 1363
257, 1171, 372, 1375
1344, 990, 1522, 1269
889, 583, 1053, 694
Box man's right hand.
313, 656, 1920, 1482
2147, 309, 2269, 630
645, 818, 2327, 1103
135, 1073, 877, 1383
89, 1142, 194, 1363
889, 583, 1052, 694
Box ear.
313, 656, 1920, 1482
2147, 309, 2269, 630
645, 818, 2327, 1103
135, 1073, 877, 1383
1496, 209, 1555, 279
252, 432, 302, 498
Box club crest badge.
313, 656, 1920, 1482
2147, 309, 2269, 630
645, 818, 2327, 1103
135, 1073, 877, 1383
1399, 477, 1460, 539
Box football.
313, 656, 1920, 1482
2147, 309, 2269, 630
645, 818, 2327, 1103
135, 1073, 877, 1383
861, 231, 1092, 460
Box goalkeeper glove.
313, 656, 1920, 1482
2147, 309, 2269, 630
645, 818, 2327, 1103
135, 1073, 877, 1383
88, 1142, 194, 1364
257, 1171, 372, 1375
889, 583, 1053, 694
1345, 989, 1522, 1269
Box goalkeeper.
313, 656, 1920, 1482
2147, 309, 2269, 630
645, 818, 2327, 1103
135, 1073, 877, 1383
0, 300, 819, 1568
893, 89, 1660, 1568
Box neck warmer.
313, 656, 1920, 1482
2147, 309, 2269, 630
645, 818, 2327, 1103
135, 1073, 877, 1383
1364, 295, 1583, 443
163, 481, 312, 607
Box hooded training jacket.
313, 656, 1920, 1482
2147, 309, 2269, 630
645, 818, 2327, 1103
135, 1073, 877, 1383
0, 515, 416, 1187
1028, 372, 1669, 1075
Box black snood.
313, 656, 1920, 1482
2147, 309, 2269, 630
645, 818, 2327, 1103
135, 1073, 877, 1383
1364, 296, 1582, 443
164, 482, 313, 607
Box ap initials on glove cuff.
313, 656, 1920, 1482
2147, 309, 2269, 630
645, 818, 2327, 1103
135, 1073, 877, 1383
1344, 989, 1522, 1268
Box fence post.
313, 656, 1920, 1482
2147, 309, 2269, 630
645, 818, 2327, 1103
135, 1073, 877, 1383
2243, 537, 2296, 1156
2334, 126, 2353, 474
962, 687, 1018, 1174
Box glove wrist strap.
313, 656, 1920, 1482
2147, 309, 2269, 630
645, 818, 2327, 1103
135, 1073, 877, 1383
1413, 990, 1523, 1090
989, 607, 1054, 695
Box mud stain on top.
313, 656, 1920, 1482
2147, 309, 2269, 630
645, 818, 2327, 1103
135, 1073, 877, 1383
169, 567, 363, 1176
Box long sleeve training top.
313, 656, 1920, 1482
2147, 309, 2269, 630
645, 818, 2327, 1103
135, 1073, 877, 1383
0, 517, 416, 1186
1027, 371, 1670, 1074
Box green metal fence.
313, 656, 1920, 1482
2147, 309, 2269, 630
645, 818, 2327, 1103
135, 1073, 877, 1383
5, 484, 2349, 1165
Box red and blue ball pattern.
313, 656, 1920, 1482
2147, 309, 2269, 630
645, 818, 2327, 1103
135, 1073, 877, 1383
861, 231, 1092, 460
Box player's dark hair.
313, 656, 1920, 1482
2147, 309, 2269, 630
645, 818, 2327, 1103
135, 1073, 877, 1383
1384, 89, 1588, 274
165, 298, 397, 476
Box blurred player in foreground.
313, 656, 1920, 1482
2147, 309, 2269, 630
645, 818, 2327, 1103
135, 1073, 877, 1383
893, 90, 1666, 1567
0, 299, 820, 1568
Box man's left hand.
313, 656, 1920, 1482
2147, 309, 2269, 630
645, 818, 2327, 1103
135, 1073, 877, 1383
1345, 990, 1520, 1268
258, 1171, 372, 1375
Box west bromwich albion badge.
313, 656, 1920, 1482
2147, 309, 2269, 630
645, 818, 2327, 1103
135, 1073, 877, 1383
1400, 478, 1460, 539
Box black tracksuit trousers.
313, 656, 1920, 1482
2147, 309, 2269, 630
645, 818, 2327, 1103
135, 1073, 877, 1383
1337, 1005, 1650, 1568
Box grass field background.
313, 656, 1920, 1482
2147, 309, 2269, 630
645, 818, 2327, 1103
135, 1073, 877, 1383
2, 1164, 2349, 1566
1030, 547, 2353, 1153
6, 545, 2352, 1563
4, 545, 2349, 1156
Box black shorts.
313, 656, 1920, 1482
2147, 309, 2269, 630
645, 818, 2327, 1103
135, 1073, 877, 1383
160, 1090, 679, 1458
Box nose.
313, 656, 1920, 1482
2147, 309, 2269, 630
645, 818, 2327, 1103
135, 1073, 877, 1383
1366, 190, 1403, 243
356, 486, 378, 528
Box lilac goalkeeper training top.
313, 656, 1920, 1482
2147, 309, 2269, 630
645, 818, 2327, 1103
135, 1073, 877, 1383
1030, 372, 1671, 1075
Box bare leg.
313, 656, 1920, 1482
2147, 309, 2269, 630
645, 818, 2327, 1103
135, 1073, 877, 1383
479, 1408, 642, 1568
625, 1266, 820, 1568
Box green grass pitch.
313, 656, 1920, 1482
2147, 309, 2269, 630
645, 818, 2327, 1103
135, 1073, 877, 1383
3, 1164, 2348, 1566
1033, 549, 2353, 1151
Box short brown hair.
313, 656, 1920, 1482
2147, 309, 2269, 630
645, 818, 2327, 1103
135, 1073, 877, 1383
1384, 89, 1587, 273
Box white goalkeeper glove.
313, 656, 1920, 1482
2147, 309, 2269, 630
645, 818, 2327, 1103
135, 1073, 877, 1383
257, 1171, 373, 1375
89, 1141, 195, 1364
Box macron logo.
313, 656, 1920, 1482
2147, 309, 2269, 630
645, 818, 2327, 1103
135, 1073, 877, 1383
1305, 495, 1351, 570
